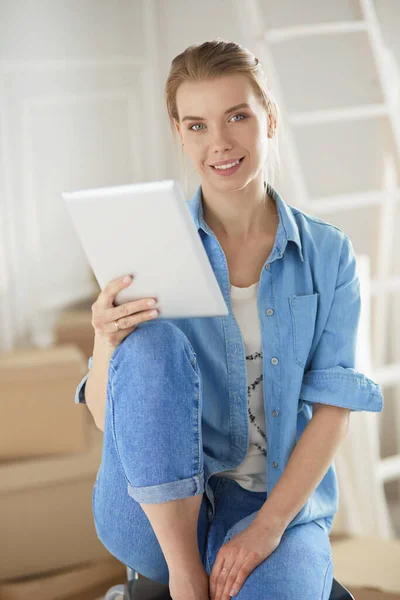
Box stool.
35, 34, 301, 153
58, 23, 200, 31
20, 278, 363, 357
104, 566, 355, 599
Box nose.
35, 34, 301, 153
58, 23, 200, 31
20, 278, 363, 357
210, 126, 233, 154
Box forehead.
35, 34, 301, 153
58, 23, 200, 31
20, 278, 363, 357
176, 73, 259, 118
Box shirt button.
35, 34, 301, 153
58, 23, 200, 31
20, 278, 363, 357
271, 357, 279, 365
272, 410, 279, 417
272, 461, 279, 468
265, 264, 270, 270
266, 308, 274, 316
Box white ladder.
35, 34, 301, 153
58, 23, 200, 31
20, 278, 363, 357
234, 0, 400, 538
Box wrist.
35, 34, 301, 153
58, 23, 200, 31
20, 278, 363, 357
93, 333, 118, 361
253, 509, 288, 536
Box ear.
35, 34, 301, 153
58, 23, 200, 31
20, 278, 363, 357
268, 108, 277, 138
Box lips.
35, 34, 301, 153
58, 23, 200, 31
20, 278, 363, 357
210, 156, 245, 169
209, 156, 245, 177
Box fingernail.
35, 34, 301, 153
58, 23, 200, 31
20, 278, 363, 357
123, 276, 131, 283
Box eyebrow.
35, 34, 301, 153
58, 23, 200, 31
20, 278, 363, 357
181, 103, 252, 122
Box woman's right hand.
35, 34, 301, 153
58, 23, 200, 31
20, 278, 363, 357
91, 275, 159, 350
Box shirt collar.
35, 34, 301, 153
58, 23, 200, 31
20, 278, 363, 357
187, 181, 304, 262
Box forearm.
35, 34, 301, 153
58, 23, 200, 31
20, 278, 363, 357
85, 335, 116, 431
254, 405, 350, 533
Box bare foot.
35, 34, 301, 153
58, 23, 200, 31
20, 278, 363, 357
169, 567, 209, 600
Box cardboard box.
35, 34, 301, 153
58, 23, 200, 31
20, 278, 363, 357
331, 536, 400, 599
0, 422, 110, 580
54, 310, 95, 362
0, 556, 127, 600
0, 344, 90, 460
346, 590, 400, 600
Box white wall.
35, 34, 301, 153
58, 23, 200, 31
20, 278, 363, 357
0, 0, 165, 349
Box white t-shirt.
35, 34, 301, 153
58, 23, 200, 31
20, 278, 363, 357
214, 280, 267, 492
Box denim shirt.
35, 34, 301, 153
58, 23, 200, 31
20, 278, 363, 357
75, 182, 384, 535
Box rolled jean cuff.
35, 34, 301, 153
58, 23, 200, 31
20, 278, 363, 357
127, 471, 205, 503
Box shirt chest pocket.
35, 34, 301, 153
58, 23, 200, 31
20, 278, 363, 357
288, 293, 319, 368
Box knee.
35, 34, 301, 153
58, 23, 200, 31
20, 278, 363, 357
112, 320, 196, 371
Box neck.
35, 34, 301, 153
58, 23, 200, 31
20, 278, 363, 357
201, 179, 278, 242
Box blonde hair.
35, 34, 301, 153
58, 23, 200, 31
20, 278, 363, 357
164, 38, 282, 195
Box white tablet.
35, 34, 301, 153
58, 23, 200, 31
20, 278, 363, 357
62, 179, 229, 319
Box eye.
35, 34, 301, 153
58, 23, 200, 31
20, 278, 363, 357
230, 113, 247, 122
188, 123, 205, 132
188, 113, 247, 132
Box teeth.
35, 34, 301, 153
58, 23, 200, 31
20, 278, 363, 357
214, 159, 240, 170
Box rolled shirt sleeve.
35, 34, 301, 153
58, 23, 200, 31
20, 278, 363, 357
74, 355, 93, 404
299, 235, 383, 413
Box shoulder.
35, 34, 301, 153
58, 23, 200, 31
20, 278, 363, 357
288, 203, 349, 254
284, 203, 356, 283
290, 204, 345, 237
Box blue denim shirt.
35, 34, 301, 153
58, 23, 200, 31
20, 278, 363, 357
75, 182, 383, 535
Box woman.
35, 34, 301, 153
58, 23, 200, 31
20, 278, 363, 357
76, 40, 384, 600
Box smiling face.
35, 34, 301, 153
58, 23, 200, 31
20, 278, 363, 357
174, 73, 274, 192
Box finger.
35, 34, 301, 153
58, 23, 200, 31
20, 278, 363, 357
213, 568, 227, 600
97, 275, 133, 309
107, 297, 157, 322
221, 560, 241, 600
103, 307, 158, 333
214, 564, 234, 600
210, 555, 226, 599
225, 555, 257, 599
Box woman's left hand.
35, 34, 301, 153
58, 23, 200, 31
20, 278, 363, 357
209, 518, 284, 600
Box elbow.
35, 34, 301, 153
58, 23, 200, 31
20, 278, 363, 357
93, 414, 105, 433
87, 406, 104, 433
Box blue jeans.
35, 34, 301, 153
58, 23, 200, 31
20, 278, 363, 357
92, 320, 334, 599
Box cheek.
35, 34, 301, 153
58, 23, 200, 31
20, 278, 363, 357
189, 139, 208, 160
241, 121, 263, 148
253, 124, 269, 152
183, 142, 208, 169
